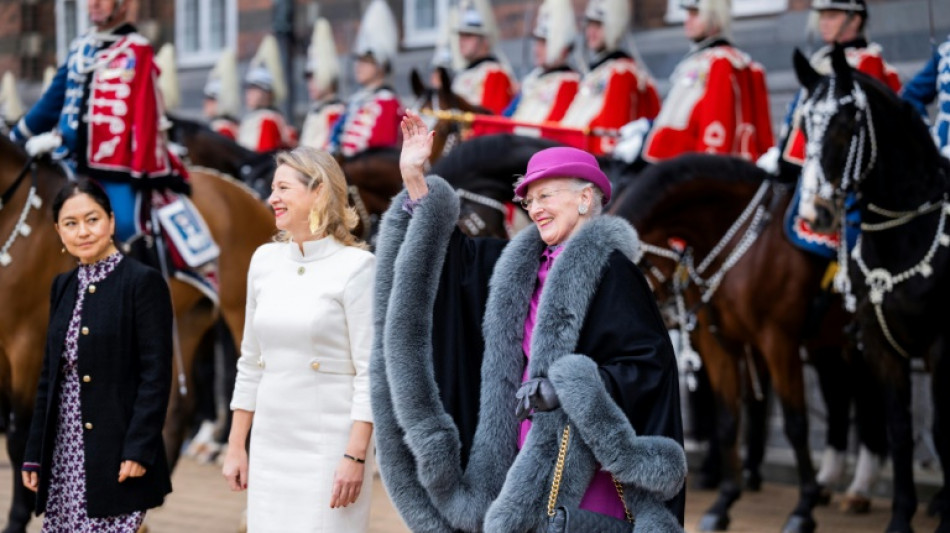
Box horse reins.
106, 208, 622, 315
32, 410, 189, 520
637, 180, 776, 390
0, 156, 41, 267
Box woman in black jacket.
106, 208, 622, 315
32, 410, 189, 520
22, 179, 173, 531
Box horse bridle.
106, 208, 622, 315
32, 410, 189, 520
0, 156, 41, 267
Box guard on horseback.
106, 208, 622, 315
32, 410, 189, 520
503, 0, 580, 124
450, 0, 516, 115
777, 0, 901, 175
328, 0, 402, 158
9, 0, 189, 244
902, 33, 950, 159
640, 0, 773, 163
203, 49, 241, 142
299, 18, 344, 151
561, 0, 661, 154
238, 35, 296, 153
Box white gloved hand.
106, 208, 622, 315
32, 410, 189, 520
756, 146, 780, 175
25, 132, 62, 157
612, 117, 652, 164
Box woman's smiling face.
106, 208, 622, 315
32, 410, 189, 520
268, 164, 320, 240
523, 177, 593, 246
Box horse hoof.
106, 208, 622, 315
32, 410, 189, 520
743, 469, 762, 492
839, 492, 871, 514
781, 514, 816, 533
698, 512, 730, 531
815, 485, 832, 506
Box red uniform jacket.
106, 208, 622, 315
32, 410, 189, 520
451, 57, 516, 115
238, 108, 294, 153
338, 86, 401, 158
510, 66, 580, 124
643, 39, 773, 163
83, 34, 188, 184
562, 50, 661, 153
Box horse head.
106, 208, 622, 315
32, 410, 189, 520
795, 45, 946, 234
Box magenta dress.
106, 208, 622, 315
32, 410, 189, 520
518, 245, 626, 520
41, 253, 145, 532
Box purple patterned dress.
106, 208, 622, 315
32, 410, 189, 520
41, 252, 146, 533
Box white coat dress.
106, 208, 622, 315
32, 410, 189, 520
231, 237, 375, 532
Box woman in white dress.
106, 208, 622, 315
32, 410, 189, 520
222, 147, 375, 531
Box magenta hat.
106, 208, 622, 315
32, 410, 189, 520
514, 147, 611, 204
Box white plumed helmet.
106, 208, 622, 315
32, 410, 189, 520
679, 0, 732, 38
0, 72, 24, 124
205, 49, 241, 118
155, 43, 180, 111
307, 18, 340, 93
456, 0, 499, 46
584, 0, 631, 51
353, 0, 399, 69
245, 34, 287, 105
533, 0, 578, 66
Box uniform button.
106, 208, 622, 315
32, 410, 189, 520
257, 357, 265, 369
88, 285, 96, 294
310, 362, 321, 371
81, 326, 89, 335
82, 375, 91, 383
84, 422, 93, 430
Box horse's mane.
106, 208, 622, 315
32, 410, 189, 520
432, 134, 561, 190
615, 154, 770, 224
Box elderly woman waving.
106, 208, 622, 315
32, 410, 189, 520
371, 111, 687, 533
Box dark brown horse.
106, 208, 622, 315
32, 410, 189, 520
795, 46, 950, 533
0, 138, 274, 532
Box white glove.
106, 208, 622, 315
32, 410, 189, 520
756, 146, 780, 175
25, 132, 62, 157
941, 143, 950, 161
612, 118, 652, 164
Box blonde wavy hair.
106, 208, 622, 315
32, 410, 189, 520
273, 147, 367, 249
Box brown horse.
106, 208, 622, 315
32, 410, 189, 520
0, 137, 274, 532
610, 154, 874, 533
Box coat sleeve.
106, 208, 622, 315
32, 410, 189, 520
23, 274, 70, 469
12, 64, 69, 141
121, 267, 174, 468
901, 50, 939, 117
344, 255, 377, 423
231, 249, 264, 411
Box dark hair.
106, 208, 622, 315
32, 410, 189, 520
52, 179, 113, 222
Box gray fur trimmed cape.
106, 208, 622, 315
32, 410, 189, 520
371, 176, 687, 532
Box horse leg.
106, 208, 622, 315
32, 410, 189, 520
809, 345, 853, 505
840, 348, 888, 514
695, 329, 743, 532
883, 356, 916, 533
164, 286, 216, 469
760, 330, 819, 533
692, 365, 723, 490
929, 345, 950, 531
3, 403, 34, 533
742, 348, 770, 492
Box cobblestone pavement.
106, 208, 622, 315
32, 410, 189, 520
0, 446, 940, 532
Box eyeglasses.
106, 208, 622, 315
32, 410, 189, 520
519, 188, 572, 210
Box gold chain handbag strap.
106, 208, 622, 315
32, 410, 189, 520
545, 425, 633, 523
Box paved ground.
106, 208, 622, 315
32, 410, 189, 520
0, 445, 940, 532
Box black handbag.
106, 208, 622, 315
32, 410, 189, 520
543, 425, 635, 533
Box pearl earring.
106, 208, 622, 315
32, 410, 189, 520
578, 203, 589, 215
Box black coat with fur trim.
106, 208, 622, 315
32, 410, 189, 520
371, 176, 687, 533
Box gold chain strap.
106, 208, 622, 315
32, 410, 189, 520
545, 425, 633, 523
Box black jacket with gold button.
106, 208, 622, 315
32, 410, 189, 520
25, 256, 173, 517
